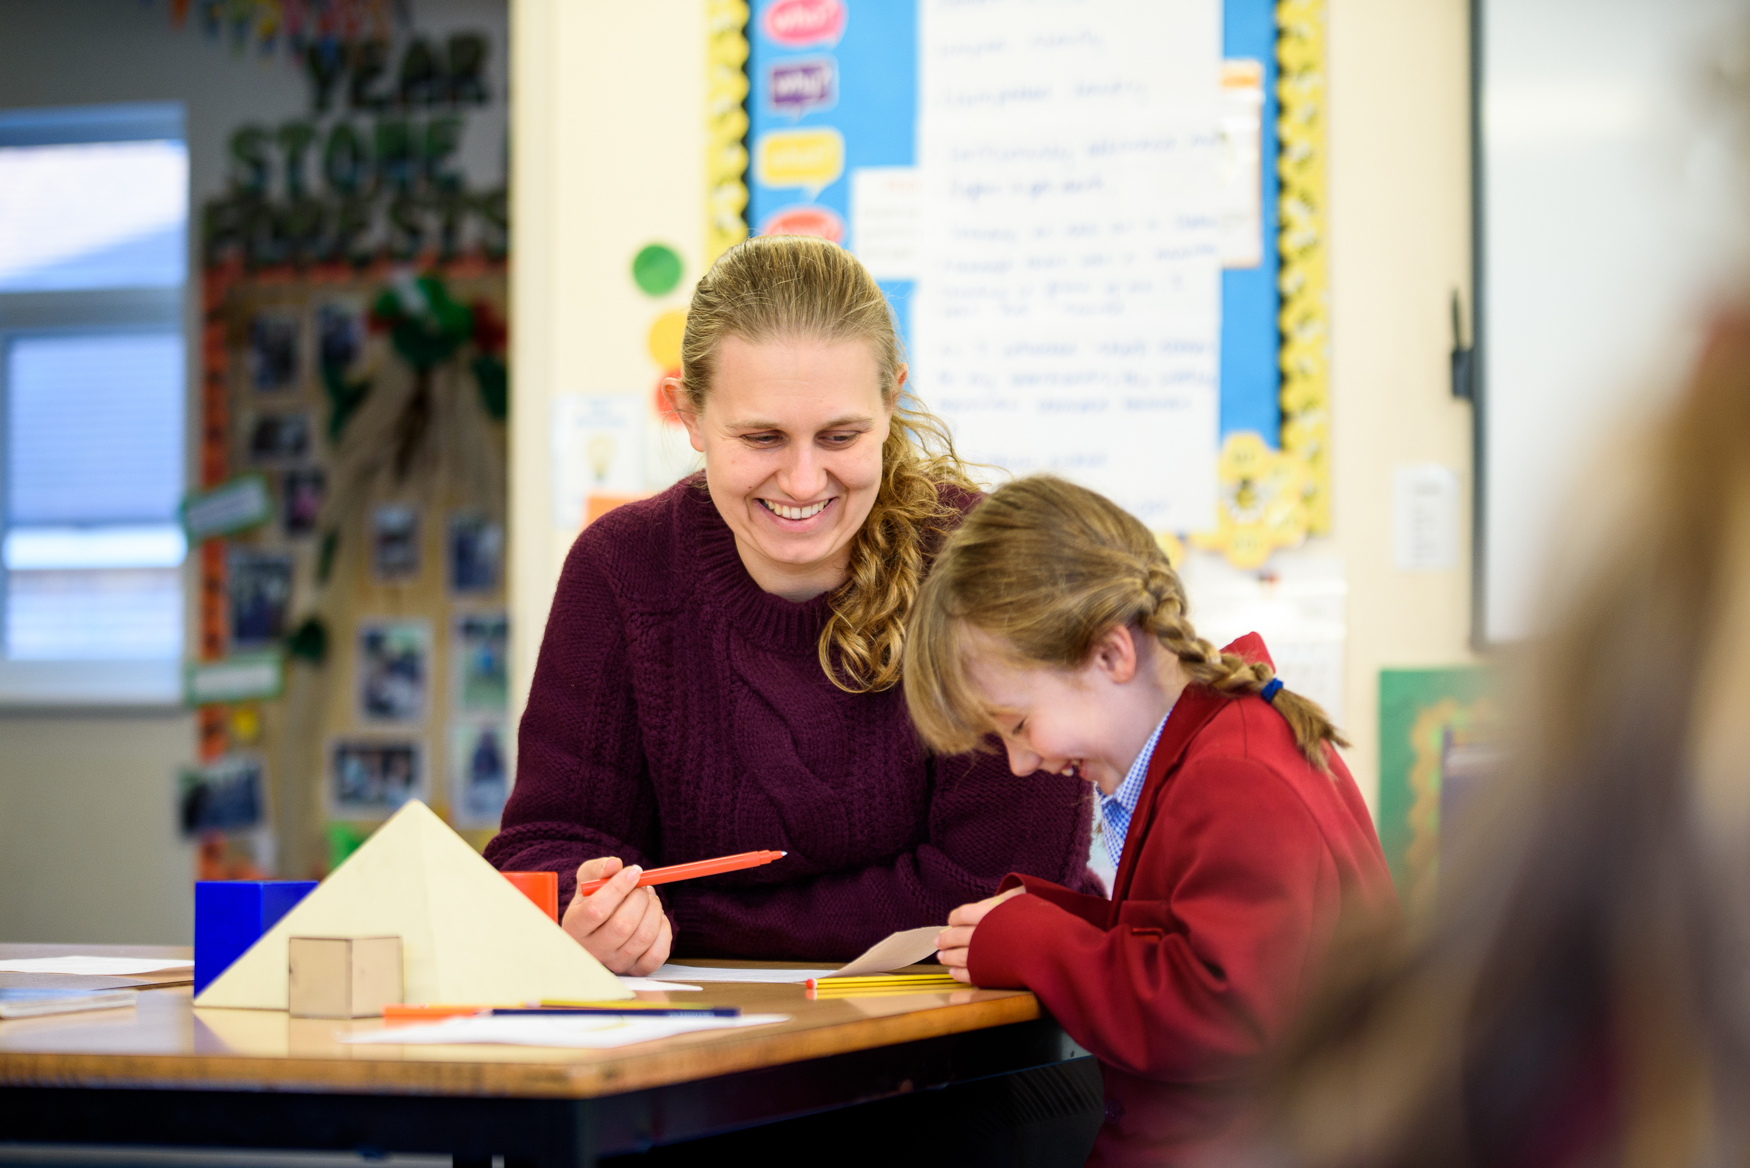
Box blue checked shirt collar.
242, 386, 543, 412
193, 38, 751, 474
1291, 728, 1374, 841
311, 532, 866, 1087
1098, 707, 1173, 869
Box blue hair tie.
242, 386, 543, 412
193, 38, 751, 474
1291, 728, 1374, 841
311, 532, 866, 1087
1260, 677, 1284, 704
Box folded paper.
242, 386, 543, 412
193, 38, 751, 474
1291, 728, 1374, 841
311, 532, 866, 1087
194, 800, 629, 1009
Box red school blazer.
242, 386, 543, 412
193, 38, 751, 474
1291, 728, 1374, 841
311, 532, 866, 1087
966, 634, 1397, 1168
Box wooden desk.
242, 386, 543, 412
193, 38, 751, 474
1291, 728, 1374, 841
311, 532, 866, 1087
0, 944, 1082, 1165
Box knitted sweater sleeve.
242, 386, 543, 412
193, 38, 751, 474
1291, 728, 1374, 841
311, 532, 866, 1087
669, 750, 1098, 961
483, 534, 659, 903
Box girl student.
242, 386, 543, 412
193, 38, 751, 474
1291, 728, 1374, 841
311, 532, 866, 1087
906, 475, 1396, 1167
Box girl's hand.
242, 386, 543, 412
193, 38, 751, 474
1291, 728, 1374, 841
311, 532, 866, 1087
562, 857, 674, 975
935, 887, 1027, 983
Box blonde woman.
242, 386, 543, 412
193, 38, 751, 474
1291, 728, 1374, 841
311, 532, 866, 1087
485, 236, 1098, 975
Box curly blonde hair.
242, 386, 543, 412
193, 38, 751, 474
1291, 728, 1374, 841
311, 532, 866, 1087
903, 475, 1347, 768
678, 235, 977, 693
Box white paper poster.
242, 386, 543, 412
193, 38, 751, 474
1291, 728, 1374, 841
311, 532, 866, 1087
550, 395, 646, 531
913, 0, 1223, 533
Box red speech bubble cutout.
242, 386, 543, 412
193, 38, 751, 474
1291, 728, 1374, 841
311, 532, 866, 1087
762, 0, 846, 49
758, 205, 845, 245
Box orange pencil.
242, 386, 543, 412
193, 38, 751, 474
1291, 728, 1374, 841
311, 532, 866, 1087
381, 1004, 492, 1024
574, 849, 786, 896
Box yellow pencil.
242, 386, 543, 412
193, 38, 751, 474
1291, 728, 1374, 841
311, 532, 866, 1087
805, 974, 961, 990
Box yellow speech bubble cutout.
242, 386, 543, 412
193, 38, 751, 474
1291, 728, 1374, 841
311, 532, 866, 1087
647, 310, 687, 369
755, 127, 845, 199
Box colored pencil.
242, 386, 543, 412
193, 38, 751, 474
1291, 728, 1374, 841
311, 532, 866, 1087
493, 1006, 740, 1018
804, 973, 961, 989
575, 850, 787, 896
382, 1004, 494, 1021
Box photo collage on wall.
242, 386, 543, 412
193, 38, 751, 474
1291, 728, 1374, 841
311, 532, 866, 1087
217, 275, 511, 848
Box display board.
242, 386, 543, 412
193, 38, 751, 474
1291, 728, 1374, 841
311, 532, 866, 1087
1475, 0, 1744, 642
745, 0, 1320, 550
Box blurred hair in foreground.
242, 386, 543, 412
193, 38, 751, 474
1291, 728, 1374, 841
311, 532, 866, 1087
1253, 310, 1750, 1166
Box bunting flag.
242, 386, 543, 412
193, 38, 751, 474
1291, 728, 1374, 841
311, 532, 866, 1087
161, 0, 407, 56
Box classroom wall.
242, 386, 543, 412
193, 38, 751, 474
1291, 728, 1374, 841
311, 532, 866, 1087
1324, 0, 1477, 799
508, 0, 707, 716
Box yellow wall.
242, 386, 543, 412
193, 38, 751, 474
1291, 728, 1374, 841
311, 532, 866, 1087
506, 0, 1478, 803
1323, 0, 1477, 799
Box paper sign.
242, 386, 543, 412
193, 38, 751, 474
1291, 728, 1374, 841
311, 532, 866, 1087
1219, 58, 1265, 269
767, 57, 837, 119
186, 653, 284, 705
850, 166, 921, 280
762, 0, 846, 49
914, 0, 1223, 534
1394, 464, 1461, 572
758, 205, 845, 243
182, 475, 273, 541
755, 127, 846, 199
551, 395, 645, 531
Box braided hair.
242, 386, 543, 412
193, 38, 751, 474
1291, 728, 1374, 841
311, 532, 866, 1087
903, 475, 1348, 768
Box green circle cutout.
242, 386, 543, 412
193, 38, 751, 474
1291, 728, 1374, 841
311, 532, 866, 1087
631, 244, 684, 297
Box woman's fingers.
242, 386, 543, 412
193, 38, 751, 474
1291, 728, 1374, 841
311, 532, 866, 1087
628, 912, 674, 977
608, 889, 665, 968
562, 864, 642, 949
574, 856, 622, 886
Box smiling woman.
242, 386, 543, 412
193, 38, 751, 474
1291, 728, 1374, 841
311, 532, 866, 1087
486, 236, 1099, 972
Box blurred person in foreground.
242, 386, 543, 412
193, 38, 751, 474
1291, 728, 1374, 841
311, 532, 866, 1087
1254, 312, 1750, 1166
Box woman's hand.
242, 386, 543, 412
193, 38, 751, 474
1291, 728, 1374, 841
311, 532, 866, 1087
561, 857, 673, 975
935, 886, 1027, 983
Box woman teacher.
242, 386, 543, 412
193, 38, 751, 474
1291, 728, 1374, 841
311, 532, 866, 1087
486, 236, 1098, 974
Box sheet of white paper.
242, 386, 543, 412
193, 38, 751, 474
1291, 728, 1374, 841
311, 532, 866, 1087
343, 1013, 790, 1049
914, 0, 1222, 534
615, 976, 703, 992
643, 965, 839, 984
0, 957, 193, 976
821, 926, 943, 979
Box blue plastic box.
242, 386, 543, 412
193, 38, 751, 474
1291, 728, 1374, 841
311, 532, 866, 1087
193, 880, 317, 995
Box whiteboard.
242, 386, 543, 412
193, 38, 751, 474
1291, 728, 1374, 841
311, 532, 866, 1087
1478, 0, 1746, 642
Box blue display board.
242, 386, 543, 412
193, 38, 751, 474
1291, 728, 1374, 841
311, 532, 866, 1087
747, 0, 917, 341
745, 0, 1278, 443
1221, 0, 1282, 443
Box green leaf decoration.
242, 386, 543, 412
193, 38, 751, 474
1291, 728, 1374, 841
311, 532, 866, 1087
322, 360, 372, 441
372, 273, 475, 372
316, 530, 339, 585
285, 615, 329, 665
472, 353, 508, 420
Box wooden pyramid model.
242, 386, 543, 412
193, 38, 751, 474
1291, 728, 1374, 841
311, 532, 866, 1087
194, 800, 630, 1009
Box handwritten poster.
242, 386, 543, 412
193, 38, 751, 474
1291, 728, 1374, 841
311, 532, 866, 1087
913, 0, 1222, 532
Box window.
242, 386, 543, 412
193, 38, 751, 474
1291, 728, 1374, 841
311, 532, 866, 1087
0, 103, 188, 704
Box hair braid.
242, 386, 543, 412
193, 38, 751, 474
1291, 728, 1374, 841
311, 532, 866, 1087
903, 475, 1350, 768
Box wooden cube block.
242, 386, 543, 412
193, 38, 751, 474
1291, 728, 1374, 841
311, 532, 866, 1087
287, 936, 403, 1018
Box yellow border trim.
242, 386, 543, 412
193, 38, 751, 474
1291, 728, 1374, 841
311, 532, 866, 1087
1276, 0, 1331, 535
705, 0, 751, 269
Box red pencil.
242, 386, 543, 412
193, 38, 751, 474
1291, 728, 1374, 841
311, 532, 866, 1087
574, 850, 786, 896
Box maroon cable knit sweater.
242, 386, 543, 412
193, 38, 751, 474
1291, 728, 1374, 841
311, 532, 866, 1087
486, 475, 1098, 960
